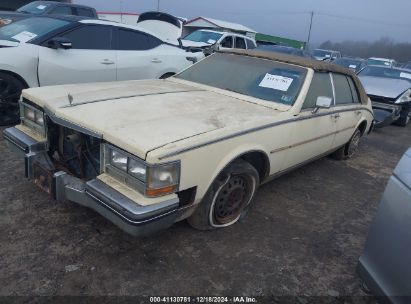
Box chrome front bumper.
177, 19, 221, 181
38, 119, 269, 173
3, 127, 180, 236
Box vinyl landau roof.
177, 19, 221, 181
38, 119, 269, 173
221, 49, 369, 104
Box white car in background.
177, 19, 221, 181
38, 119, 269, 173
181, 29, 257, 52
0, 15, 204, 125
366, 57, 397, 67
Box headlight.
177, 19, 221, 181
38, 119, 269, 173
396, 89, 411, 104
20, 102, 46, 136
104, 144, 180, 197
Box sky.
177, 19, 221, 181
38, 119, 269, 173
73, 0, 411, 46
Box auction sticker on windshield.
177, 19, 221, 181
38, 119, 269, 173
12, 31, 37, 43
259, 73, 293, 91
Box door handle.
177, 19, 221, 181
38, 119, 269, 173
331, 113, 341, 120
101, 59, 115, 65
151, 58, 162, 63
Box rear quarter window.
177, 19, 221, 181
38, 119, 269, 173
333, 73, 354, 105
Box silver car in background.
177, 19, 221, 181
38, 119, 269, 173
358, 66, 411, 127
358, 148, 411, 303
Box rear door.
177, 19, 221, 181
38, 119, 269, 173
281, 72, 337, 169
331, 73, 362, 148
235, 36, 247, 49
38, 24, 116, 86
114, 27, 167, 80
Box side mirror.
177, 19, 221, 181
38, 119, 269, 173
48, 37, 72, 50
313, 96, 333, 113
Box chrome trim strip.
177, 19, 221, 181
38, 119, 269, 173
330, 73, 337, 106
262, 145, 344, 184
158, 107, 373, 160
59, 89, 205, 109
86, 179, 179, 221
269, 125, 356, 154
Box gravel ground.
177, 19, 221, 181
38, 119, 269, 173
0, 124, 410, 300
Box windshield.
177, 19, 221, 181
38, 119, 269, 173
183, 30, 223, 44
17, 2, 51, 14
403, 63, 411, 70
176, 53, 307, 105
312, 50, 332, 58
366, 59, 392, 67
0, 17, 69, 43
359, 66, 411, 82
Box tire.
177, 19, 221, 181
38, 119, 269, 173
332, 128, 362, 160
187, 160, 260, 230
396, 107, 410, 127
0, 72, 26, 126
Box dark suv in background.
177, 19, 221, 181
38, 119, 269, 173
0, 1, 97, 26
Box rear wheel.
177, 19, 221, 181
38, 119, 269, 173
332, 128, 362, 160
187, 160, 259, 230
0, 73, 26, 126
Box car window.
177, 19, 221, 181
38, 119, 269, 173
235, 37, 246, 49
302, 72, 333, 109
76, 7, 95, 17
347, 77, 360, 103
117, 28, 161, 50
333, 73, 354, 105
220, 36, 233, 48
176, 53, 307, 105
50, 6, 73, 15
246, 39, 256, 49
60, 25, 111, 50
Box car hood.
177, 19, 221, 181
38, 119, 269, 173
359, 76, 410, 99
181, 39, 212, 48
22, 79, 280, 160
136, 12, 183, 45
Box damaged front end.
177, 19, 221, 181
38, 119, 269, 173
3, 99, 182, 236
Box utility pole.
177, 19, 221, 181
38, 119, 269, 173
306, 11, 314, 50
157, 0, 160, 11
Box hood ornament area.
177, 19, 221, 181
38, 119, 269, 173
68, 93, 74, 106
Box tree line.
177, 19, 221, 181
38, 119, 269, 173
319, 37, 411, 63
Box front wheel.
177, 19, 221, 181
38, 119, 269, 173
0, 72, 26, 126
332, 128, 362, 160
187, 160, 259, 230
396, 106, 410, 127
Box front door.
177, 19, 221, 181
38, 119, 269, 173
38, 24, 116, 86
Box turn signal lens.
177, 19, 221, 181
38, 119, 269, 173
146, 185, 178, 197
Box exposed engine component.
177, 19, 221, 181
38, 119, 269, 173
47, 122, 101, 180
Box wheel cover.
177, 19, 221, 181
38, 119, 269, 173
347, 131, 360, 157
213, 175, 251, 225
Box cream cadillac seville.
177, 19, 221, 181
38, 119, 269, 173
3, 50, 374, 236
